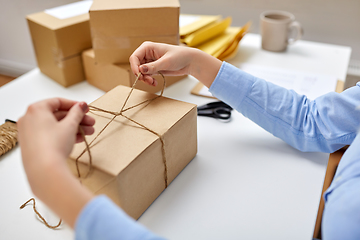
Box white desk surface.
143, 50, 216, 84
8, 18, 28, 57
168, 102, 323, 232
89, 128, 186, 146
0, 33, 351, 240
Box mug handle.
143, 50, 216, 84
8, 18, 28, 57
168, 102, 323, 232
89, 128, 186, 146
288, 21, 303, 45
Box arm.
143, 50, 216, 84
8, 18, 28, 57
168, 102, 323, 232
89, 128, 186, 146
129, 41, 222, 88
18, 98, 95, 227
130, 42, 360, 153
210, 62, 360, 152
18, 98, 165, 240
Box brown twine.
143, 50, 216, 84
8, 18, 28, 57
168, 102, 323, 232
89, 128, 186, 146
0, 120, 18, 156
20, 198, 62, 229
75, 72, 169, 187
19, 129, 91, 230
76, 126, 92, 180
21, 72, 169, 229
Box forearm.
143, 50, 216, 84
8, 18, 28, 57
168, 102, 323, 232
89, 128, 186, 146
18, 98, 96, 229
188, 48, 222, 88
30, 156, 93, 228
210, 62, 360, 152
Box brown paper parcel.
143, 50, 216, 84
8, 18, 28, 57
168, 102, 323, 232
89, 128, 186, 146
68, 85, 197, 219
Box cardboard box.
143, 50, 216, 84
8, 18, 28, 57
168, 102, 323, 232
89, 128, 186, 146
82, 49, 187, 93
68, 85, 197, 219
26, 3, 92, 87
89, 0, 180, 64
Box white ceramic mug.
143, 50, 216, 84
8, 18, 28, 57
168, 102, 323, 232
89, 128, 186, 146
260, 10, 303, 52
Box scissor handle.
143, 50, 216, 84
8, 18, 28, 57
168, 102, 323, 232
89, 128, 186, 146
213, 108, 232, 120
197, 101, 232, 111
197, 107, 231, 120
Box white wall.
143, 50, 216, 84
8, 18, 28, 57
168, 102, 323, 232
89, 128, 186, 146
180, 0, 360, 59
0, 0, 77, 76
1, 0, 359, 77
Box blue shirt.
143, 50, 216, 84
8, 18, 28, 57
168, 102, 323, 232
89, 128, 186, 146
75, 62, 360, 239
322, 134, 360, 240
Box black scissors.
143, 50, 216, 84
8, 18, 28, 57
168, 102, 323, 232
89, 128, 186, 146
197, 101, 233, 120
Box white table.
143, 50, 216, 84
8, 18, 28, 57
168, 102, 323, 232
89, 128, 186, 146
0, 33, 351, 240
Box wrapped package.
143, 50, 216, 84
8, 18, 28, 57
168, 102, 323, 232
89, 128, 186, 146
69, 84, 197, 219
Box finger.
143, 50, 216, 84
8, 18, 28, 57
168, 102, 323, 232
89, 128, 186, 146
40, 98, 79, 112
54, 111, 67, 121
55, 110, 94, 126
139, 57, 169, 75
80, 115, 96, 127
130, 42, 151, 77
75, 126, 95, 143
131, 42, 171, 76
129, 52, 141, 77
55, 111, 95, 126
61, 102, 88, 133
78, 125, 95, 136
142, 75, 158, 86
75, 134, 85, 143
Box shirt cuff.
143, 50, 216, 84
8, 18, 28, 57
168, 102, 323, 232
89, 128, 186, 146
75, 195, 165, 240
209, 61, 256, 109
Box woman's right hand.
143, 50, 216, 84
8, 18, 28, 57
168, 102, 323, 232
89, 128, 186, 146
129, 42, 197, 86
130, 41, 222, 88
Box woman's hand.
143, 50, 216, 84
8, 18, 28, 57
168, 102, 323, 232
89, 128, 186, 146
129, 41, 222, 88
18, 98, 95, 228
129, 42, 195, 86
18, 98, 95, 176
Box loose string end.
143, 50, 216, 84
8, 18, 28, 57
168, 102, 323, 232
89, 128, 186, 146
20, 198, 62, 229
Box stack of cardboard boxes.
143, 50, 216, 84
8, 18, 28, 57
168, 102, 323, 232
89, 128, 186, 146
26, 2, 92, 87
26, 0, 198, 221
27, 0, 185, 92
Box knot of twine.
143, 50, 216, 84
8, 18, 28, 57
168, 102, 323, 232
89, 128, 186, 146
75, 72, 168, 187
21, 72, 168, 229
0, 120, 18, 156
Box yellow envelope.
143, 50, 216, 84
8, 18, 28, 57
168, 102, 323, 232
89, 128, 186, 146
217, 22, 251, 60
182, 17, 232, 47
197, 27, 242, 57
180, 14, 221, 38
218, 44, 239, 61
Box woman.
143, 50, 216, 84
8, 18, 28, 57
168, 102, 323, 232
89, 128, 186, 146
19, 42, 360, 239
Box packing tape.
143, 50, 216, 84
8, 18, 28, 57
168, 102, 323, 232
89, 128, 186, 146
92, 33, 179, 50
51, 47, 82, 68
93, 36, 131, 50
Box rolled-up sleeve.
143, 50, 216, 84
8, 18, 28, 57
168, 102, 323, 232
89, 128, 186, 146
210, 62, 360, 153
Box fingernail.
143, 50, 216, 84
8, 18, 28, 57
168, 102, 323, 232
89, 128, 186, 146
141, 65, 148, 73
79, 102, 88, 112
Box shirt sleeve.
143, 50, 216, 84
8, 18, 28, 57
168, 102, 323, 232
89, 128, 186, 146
322, 133, 360, 240
75, 195, 166, 240
209, 61, 360, 153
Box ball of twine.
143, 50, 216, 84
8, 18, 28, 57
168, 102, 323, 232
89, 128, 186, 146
0, 121, 18, 156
